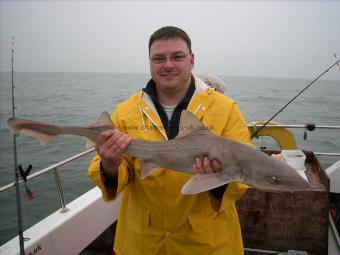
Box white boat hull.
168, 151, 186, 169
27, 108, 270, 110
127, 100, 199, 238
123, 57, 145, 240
0, 187, 121, 255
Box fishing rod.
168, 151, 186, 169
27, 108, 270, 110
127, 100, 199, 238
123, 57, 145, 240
11, 37, 25, 255
251, 59, 340, 139
334, 54, 340, 71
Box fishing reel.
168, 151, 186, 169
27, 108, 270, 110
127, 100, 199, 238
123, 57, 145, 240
18, 164, 34, 200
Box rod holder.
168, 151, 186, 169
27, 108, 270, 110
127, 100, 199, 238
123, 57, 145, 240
53, 167, 69, 213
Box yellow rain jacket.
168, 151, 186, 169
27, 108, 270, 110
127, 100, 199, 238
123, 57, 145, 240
88, 77, 252, 255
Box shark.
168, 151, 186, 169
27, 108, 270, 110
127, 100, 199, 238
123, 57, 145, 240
7, 111, 310, 194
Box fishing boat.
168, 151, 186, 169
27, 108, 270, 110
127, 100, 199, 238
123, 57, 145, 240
0, 122, 339, 255
1, 42, 339, 254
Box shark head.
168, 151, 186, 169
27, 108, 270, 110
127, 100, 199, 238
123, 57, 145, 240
178, 110, 310, 194
247, 158, 310, 192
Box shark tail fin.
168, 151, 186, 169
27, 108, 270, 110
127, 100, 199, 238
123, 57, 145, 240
7, 118, 55, 145
7, 117, 22, 136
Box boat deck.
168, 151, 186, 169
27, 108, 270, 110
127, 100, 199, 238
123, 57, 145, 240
237, 150, 329, 255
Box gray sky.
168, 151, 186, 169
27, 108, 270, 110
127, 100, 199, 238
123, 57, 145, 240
1, 0, 340, 80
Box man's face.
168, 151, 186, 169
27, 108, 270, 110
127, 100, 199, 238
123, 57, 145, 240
149, 38, 194, 95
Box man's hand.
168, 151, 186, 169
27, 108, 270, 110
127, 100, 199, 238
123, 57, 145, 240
96, 130, 131, 177
192, 157, 222, 174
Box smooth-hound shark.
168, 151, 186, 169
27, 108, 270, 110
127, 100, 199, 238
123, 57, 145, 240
7, 111, 310, 194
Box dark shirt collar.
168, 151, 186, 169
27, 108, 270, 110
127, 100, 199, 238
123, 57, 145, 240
142, 75, 195, 139
143, 75, 195, 106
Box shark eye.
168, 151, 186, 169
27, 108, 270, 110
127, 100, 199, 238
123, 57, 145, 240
271, 176, 281, 184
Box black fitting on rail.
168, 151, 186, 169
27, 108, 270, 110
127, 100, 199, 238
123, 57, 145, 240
305, 123, 316, 131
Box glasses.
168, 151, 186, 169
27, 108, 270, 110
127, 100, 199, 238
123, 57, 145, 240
149, 52, 190, 64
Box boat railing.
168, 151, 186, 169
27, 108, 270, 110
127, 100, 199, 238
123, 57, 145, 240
1, 124, 340, 209
249, 124, 340, 129
0, 147, 96, 211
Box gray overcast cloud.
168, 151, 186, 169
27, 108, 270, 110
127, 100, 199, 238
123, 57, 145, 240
1, 1, 339, 80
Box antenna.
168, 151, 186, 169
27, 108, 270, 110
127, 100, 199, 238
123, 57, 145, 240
11, 36, 25, 255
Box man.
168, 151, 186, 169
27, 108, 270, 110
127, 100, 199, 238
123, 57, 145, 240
88, 26, 251, 255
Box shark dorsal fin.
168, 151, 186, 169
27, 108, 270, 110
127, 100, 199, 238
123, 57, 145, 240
84, 112, 113, 148
176, 110, 209, 139
96, 112, 114, 127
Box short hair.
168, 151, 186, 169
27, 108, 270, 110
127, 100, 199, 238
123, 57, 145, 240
149, 26, 192, 54
201, 74, 226, 94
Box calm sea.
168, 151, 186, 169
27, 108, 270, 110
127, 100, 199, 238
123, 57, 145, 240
0, 72, 339, 245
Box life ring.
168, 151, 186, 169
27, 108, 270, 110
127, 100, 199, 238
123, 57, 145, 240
248, 121, 297, 150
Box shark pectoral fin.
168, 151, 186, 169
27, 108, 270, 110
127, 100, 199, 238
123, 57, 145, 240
140, 160, 160, 179
181, 172, 231, 195
21, 129, 55, 145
